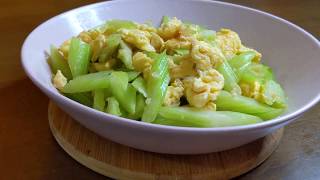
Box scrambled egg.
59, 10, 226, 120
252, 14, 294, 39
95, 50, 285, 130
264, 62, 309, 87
163, 36, 192, 54
158, 17, 182, 40
163, 79, 184, 106
216, 28, 261, 61
59, 39, 71, 59
92, 58, 116, 71
240, 81, 262, 100
53, 70, 67, 90
137, 23, 157, 33
191, 40, 224, 70
168, 55, 196, 79
121, 29, 155, 52
132, 52, 153, 78
150, 32, 164, 52
183, 69, 224, 110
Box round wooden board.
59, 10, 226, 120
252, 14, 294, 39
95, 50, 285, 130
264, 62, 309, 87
48, 101, 283, 180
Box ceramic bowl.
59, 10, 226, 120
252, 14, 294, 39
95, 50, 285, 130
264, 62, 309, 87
21, 0, 320, 154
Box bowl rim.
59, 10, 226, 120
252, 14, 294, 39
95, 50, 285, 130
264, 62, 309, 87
21, 0, 320, 133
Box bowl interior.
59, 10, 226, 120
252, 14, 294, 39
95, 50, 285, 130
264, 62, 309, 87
22, 0, 320, 125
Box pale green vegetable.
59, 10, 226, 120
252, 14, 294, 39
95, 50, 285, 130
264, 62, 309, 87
217, 61, 241, 95
216, 91, 284, 120
106, 97, 122, 116
117, 40, 134, 69
128, 94, 146, 120
132, 77, 147, 97
261, 80, 287, 108
109, 72, 136, 114
93, 89, 105, 111
65, 93, 93, 107
228, 51, 256, 77
155, 106, 262, 127
62, 71, 111, 93
142, 53, 170, 122
49, 45, 72, 80
102, 19, 137, 35
68, 38, 91, 77
99, 34, 121, 62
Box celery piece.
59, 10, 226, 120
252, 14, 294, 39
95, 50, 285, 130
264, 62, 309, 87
93, 89, 105, 111
217, 61, 241, 95
128, 94, 146, 120
103, 20, 137, 35
131, 77, 147, 97
241, 63, 274, 84
127, 71, 140, 82
117, 40, 134, 69
110, 72, 136, 114
197, 29, 216, 42
155, 107, 262, 127
68, 38, 92, 77
174, 49, 189, 56
216, 91, 284, 120
62, 71, 111, 93
106, 97, 122, 116
261, 80, 287, 108
99, 34, 121, 63
65, 92, 93, 107
161, 16, 170, 25
49, 45, 72, 80
142, 53, 170, 122
228, 51, 256, 77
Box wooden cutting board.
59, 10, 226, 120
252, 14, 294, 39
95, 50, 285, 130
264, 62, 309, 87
48, 101, 283, 180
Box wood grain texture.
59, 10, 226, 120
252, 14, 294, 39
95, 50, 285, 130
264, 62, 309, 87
48, 102, 283, 180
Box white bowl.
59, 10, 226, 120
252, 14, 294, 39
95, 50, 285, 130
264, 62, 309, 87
21, 0, 320, 154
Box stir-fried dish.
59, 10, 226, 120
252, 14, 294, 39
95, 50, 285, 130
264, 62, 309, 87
48, 16, 287, 128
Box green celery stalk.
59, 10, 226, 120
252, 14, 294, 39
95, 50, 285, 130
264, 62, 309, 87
99, 34, 121, 63
217, 61, 241, 95
103, 20, 137, 35
174, 49, 189, 56
127, 71, 140, 82
261, 80, 287, 108
106, 97, 122, 116
68, 38, 92, 77
241, 63, 274, 84
216, 91, 284, 120
131, 77, 147, 97
65, 92, 93, 107
117, 40, 134, 70
161, 16, 170, 25
62, 71, 111, 93
93, 89, 105, 111
155, 106, 262, 127
109, 72, 136, 114
128, 94, 146, 120
142, 53, 170, 122
49, 45, 72, 80
228, 51, 256, 77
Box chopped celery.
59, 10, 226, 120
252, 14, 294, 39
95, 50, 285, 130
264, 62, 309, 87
68, 38, 92, 77
127, 71, 140, 82
217, 61, 241, 95
65, 92, 93, 107
106, 97, 122, 116
49, 45, 72, 80
132, 77, 147, 97
142, 53, 170, 122
261, 80, 287, 108
110, 72, 136, 114
155, 106, 262, 127
93, 89, 105, 111
99, 34, 121, 62
103, 20, 137, 35
161, 16, 170, 25
174, 49, 189, 56
197, 29, 216, 42
228, 51, 256, 77
128, 94, 146, 120
62, 71, 111, 93
117, 40, 134, 70
216, 91, 284, 120
241, 63, 274, 84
